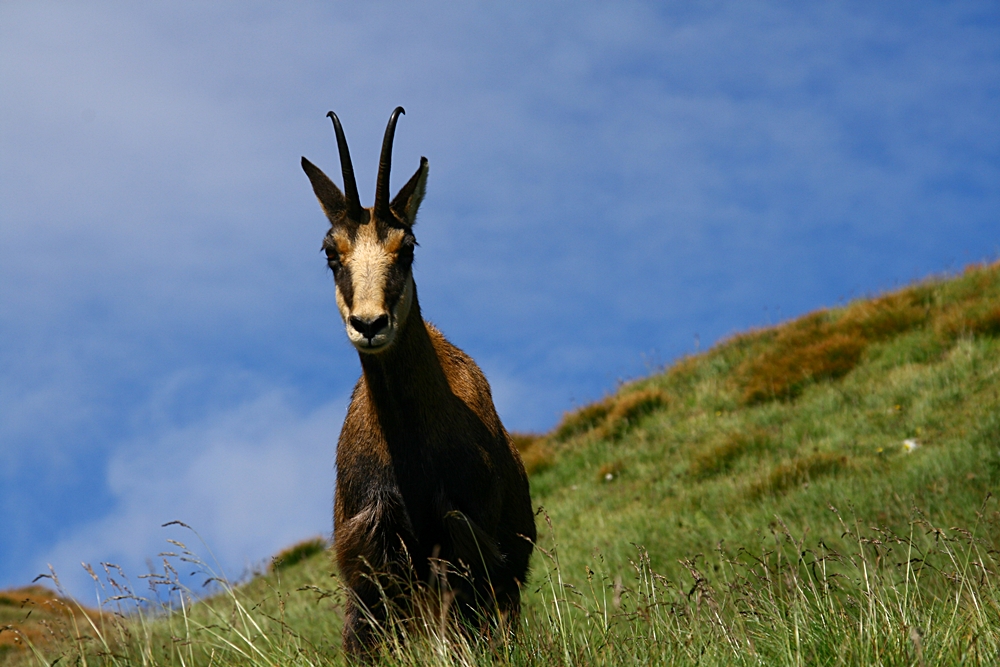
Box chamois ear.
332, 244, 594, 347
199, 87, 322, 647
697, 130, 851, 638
301, 156, 348, 224
390, 157, 428, 227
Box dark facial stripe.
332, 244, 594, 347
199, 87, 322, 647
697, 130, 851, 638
335, 262, 354, 309
382, 237, 414, 313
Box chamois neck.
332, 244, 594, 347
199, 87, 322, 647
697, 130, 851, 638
358, 288, 451, 410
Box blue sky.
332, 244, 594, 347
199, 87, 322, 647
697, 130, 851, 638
1, 1, 998, 599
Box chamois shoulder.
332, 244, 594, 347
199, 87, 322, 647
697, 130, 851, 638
424, 321, 502, 429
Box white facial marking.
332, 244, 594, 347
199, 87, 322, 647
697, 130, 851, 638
334, 219, 411, 353
350, 226, 391, 319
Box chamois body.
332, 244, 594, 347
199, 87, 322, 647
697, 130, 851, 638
302, 108, 535, 656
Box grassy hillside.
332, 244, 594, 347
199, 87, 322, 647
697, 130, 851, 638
519, 261, 1000, 581
0, 586, 103, 663
7, 262, 1000, 666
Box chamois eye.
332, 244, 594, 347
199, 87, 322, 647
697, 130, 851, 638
397, 242, 414, 268
325, 247, 341, 272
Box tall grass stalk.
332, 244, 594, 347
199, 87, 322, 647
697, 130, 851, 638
11, 500, 1000, 666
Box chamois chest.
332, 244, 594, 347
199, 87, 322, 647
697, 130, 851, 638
334, 325, 507, 544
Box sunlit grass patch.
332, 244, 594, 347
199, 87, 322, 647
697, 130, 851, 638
510, 432, 555, 474
552, 389, 669, 446
552, 399, 614, 442
689, 426, 773, 478
601, 389, 669, 440
937, 300, 1000, 340
732, 263, 1000, 406
736, 291, 930, 405
749, 451, 850, 498
270, 536, 328, 573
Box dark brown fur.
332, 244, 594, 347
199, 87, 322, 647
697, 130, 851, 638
302, 109, 535, 658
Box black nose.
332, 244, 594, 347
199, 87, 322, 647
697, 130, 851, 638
349, 315, 389, 340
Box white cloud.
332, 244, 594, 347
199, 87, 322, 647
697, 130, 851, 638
33, 391, 346, 601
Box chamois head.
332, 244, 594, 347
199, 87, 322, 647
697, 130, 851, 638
302, 107, 429, 353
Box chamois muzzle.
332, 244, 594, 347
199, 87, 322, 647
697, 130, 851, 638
349, 315, 389, 342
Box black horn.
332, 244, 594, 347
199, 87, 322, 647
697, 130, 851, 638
374, 106, 405, 220
327, 111, 363, 220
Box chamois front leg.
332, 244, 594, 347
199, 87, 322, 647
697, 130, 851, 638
340, 580, 383, 660
335, 499, 417, 659
438, 506, 512, 626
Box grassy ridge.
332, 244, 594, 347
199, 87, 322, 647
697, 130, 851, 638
519, 262, 1000, 582
5, 262, 1000, 665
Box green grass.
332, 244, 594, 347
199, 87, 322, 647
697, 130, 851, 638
7, 262, 1000, 666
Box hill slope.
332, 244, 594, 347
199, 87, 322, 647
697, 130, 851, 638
518, 261, 1000, 581
11, 262, 1000, 666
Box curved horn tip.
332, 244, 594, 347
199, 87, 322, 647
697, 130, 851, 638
374, 107, 407, 217
324, 109, 362, 218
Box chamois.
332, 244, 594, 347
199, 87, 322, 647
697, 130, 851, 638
301, 107, 536, 655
